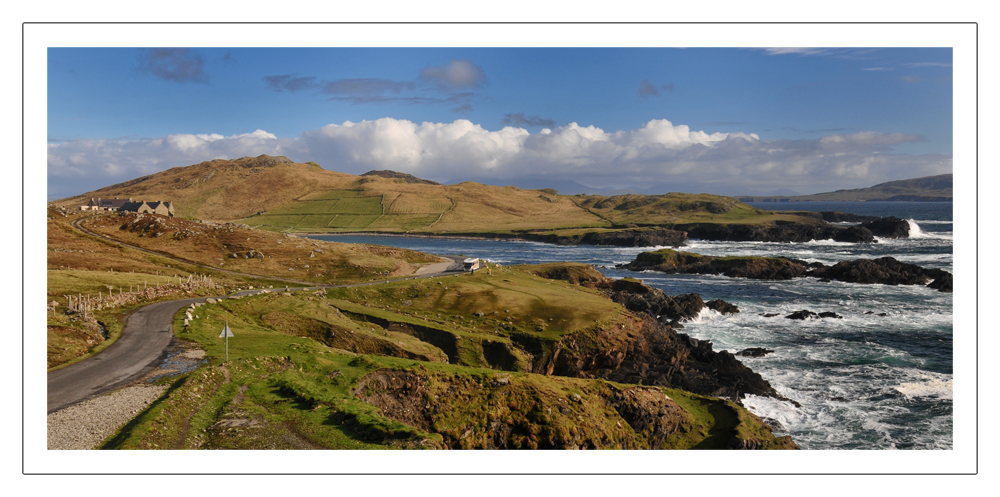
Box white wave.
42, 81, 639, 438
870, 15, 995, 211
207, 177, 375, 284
906, 219, 927, 238
804, 238, 854, 246
913, 220, 953, 225
895, 376, 953, 400
682, 306, 724, 324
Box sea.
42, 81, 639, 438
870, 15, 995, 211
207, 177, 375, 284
307, 201, 954, 450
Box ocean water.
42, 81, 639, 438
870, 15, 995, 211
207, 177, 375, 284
308, 201, 954, 450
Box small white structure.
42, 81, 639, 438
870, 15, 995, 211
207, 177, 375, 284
463, 258, 481, 272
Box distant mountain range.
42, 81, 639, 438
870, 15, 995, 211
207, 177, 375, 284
734, 174, 952, 202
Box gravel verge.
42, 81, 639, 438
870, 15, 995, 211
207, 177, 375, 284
47, 384, 167, 450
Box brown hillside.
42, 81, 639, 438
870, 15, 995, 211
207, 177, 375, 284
59, 155, 358, 221
57, 155, 820, 234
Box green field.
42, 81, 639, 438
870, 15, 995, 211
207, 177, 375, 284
100, 270, 796, 450
248, 190, 388, 231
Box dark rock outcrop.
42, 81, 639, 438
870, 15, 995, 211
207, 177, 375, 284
706, 299, 740, 315
610, 279, 707, 324
623, 250, 953, 293
785, 310, 818, 320
785, 310, 842, 320
809, 257, 937, 287
860, 216, 910, 238
680, 222, 875, 243
925, 270, 953, 292
735, 347, 775, 358
539, 279, 796, 405
580, 229, 688, 247
620, 249, 808, 280
522, 229, 688, 247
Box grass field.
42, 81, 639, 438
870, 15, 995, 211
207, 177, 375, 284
48, 269, 181, 298
99, 275, 795, 450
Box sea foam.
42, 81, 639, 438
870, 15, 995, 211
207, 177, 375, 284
895, 376, 953, 400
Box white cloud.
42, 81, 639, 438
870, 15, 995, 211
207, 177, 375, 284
47, 118, 950, 199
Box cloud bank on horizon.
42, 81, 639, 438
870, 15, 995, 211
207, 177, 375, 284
47, 117, 951, 198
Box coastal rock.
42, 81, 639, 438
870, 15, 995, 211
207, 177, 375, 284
735, 347, 775, 358
785, 310, 818, 320
522, 229, 688, 248
924, 269, 953, 293
680, 222, 875, 244
620, 249, 807, 280
706, 299, 740, 315
785, 310, 842, 320
516, 277, 793, 404
808, 257, 933, 286
831, 225, 877, 243
624, 250, 953, 292
861, 216, 910, 238
608, 280, 707, 324
580, 229, 688, 248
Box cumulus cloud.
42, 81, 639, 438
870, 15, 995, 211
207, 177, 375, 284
502, 113, 556, 128
137, 48, 207, 83
420, 59, 487, 88
47, 118, 949, 199
637, 79, 674, 97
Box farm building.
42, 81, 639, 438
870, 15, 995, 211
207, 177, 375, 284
79, 197, 175, 216
82, 197, 133, 211
120, 200, 175, 217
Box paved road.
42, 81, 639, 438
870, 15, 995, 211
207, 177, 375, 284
47, 297, 202, 413
47, 251, 467, 413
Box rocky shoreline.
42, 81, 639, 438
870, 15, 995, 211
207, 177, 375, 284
292, 214, 911, 248
619, 249, 952, 293
524, 271, 799, 408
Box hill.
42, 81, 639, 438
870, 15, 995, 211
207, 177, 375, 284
736, 174, 952, 202
57, 155, 821, 236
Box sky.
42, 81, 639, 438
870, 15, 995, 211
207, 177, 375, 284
46, 46, 953, 199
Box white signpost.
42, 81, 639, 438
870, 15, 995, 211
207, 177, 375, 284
219, 321, 234, 362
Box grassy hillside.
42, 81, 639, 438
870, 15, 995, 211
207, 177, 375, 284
54, 155, 821, 236
79, 211, 441, 284
738, 174, 953, 202
101, 265, 796, 450
46, 204, 442, 370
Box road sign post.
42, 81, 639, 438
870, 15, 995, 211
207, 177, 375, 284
219, 321, 234, 362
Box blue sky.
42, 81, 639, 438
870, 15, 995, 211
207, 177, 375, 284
47, 47, 953, 198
